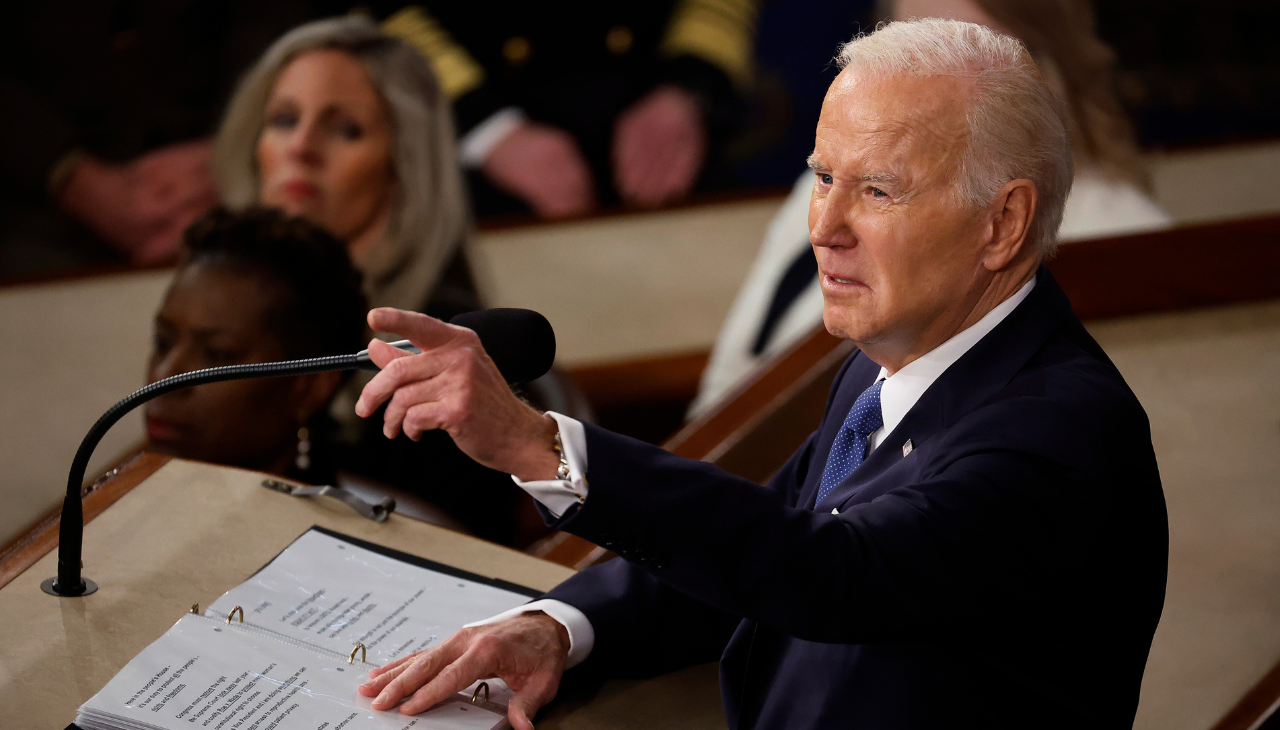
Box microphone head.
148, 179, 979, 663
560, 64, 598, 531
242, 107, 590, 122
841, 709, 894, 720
449, 308, 556, 384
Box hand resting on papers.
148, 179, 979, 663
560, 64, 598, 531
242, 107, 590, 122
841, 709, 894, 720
358, 612, 570, 727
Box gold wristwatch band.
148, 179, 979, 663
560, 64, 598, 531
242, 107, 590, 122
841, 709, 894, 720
552, 430, 571, 481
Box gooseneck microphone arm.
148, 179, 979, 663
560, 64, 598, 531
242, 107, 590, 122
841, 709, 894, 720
43, 306, 555, 598
41, 343, 411, 598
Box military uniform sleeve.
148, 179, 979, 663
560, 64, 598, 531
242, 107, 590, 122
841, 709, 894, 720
0, 72, 81, 196
380, 5, 507, 136
658, 0, 760, 129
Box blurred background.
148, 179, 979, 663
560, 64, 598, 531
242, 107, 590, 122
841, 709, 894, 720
1, 2, 1278, 728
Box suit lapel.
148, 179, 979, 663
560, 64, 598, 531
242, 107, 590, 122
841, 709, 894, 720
802, 267, 1075, 510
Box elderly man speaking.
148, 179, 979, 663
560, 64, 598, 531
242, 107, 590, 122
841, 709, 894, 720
352, 18, 1167, 730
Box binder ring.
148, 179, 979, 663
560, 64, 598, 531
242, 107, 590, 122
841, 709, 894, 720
471, 682, 489, 706
226, 606, 244, 624
190, 603, 200, 614
349, 643, 366, 665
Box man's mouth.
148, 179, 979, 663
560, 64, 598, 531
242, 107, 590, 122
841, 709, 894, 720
823, 273, 864, 286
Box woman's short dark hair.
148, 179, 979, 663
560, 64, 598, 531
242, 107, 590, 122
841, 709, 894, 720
180, 207, 368, 360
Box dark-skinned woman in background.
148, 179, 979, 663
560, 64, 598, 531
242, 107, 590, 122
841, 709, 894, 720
142, 207, 514, 538
145, 208, 365, 482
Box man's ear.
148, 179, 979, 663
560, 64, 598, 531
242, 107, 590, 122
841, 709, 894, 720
290, 370, 344, 425
982, 178, 1037, 271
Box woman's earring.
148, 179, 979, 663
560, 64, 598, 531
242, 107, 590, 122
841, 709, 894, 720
295, 427, 311, 472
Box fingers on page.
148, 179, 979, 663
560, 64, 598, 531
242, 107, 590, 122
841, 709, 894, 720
399, 647, 490, 715
359, 663, 405, 696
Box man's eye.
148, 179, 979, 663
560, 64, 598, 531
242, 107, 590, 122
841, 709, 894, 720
820, 174, 833, 185
870, 187, 887, 198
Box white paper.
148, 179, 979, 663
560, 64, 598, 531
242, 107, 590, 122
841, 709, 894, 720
206, 531, 533, 668
77, 614, 504, 730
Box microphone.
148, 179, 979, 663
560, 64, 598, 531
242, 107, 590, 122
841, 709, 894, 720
43, 308, 555, 597
356, 308, 557, 385
450, 307, 557, 384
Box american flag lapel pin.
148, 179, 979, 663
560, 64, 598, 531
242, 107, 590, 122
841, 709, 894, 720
902, 439, 913, 457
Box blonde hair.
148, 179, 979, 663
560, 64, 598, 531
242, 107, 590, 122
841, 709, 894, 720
968, 0, 1148, 189
837, 18, 1074, 257
213, 16, 470, 311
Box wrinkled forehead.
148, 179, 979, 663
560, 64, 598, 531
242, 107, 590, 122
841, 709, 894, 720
814, 69, 972, 173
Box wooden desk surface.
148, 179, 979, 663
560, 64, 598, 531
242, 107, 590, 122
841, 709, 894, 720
0, 457, 724, 730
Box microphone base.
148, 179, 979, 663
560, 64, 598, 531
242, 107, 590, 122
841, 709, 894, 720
41, 576, 98, 597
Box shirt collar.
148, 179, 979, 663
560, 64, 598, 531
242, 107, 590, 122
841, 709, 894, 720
875, 276, 1037, 439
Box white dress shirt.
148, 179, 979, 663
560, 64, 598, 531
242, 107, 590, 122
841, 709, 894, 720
869, 276, 1035, 452
457, 107, 527, 168
466, 412, 594, 667
472, 276, 1037, 667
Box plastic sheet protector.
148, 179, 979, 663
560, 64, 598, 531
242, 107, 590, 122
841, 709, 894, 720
76, 613, 506, 730
205, 528, 537, 667
75, 527, 541, 729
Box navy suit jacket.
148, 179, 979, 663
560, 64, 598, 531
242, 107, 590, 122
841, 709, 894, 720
543, 269, 1168, 729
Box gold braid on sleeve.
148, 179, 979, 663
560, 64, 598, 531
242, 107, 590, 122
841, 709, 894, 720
382, 6, 486, 99
659, 0, 761, 90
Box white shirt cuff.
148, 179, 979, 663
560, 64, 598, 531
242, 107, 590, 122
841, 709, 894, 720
463, 599, 595, 668
458, 107, 526, 168
511, 411, 589, 518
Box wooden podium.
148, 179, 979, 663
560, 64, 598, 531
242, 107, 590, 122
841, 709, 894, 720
0, 455, 725, 730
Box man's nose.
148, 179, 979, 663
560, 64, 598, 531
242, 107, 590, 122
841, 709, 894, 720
809, 190, 854, 249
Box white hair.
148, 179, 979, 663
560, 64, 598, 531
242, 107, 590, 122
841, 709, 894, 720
213, 16, 470, 311
836, 18, 1074, 258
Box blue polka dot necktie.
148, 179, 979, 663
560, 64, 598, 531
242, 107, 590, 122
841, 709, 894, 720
815, 379, 885, 508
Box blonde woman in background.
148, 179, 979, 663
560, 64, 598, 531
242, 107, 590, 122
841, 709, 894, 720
214, 15, 473, 317
690, 0, 1172, 418
211, 17, 553, 545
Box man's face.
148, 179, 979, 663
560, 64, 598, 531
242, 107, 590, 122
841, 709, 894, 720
808, 70, 993, 362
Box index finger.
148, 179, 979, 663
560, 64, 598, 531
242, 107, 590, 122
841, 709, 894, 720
367, 308, 457, 352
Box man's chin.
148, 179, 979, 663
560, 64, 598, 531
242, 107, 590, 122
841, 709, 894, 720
822, 307, 876, 345
824, 324, 858, 343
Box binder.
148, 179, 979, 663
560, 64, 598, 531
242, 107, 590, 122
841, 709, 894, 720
73, 527, 543, 730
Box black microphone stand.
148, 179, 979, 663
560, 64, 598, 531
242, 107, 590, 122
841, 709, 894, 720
42, 306, 555, 597
41, 346, 397, 597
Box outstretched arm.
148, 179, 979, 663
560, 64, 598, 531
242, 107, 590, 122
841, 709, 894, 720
353, 306, 1096, 710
